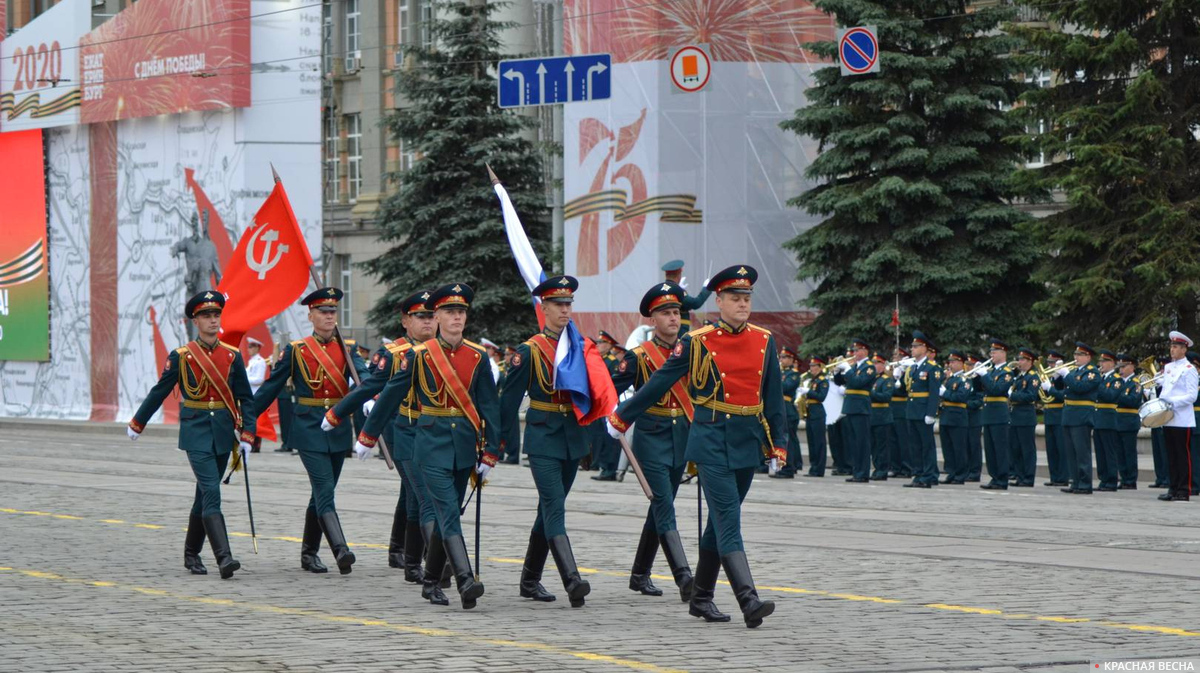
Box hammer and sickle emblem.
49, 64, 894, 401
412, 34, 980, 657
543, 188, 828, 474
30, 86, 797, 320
246, 225, 289, 280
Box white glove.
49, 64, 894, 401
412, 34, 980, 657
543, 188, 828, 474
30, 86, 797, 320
127, 427, 140, 441
1053, 367, 1067, 379
924, 415, 935, 426
476, 462, 493, 481
1055, 359, 1064, 368
353, 441, 372, 461
1143, 387, 1154, 400
606, 419, 622, 439
702, 276, 711, 288
239, 441, 252, 460
835, 361, 851, 373
799, 388, 808, 398
893, 379, 902, 389
1040, 380, 1052, 392
939, 385, 947, 396
892, 367, 903, 379
768, 459, 780, 476
678, 276, 688, 290
321, 417, 335, 432
1006, 388, 1013, 399
362, 399, 376, 416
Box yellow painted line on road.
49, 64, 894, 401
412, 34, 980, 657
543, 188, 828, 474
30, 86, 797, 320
0, 566, 687, 673
6, 504, 1200, 640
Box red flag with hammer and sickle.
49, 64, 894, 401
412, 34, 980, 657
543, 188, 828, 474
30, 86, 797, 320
218, 180, 314, 348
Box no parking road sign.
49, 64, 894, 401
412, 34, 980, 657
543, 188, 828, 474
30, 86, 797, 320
837, 26, 880, 76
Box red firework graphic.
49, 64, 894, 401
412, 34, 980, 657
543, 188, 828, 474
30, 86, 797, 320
565, 0, 834, 63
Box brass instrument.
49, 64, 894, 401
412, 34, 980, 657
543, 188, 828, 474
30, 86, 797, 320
822, 355, 853, 370
1035, 360, 1077, 385
960, 360, 993, 379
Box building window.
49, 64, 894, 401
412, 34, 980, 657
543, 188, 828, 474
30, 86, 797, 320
345, 0, 361, 71
398, 0, 409, 46
346, 113, 362, 201
322, 1, 333, 76
1024, 69, 1051, 167
324, 113, 339, 202
420, 0, 433, 48
337, 254, 353, 327
399, 138, 415, 173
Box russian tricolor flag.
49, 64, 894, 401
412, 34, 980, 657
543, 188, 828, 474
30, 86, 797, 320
491, 167, 617, 425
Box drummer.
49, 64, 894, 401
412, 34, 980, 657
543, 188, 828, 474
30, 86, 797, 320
1156, 331, 1198, 502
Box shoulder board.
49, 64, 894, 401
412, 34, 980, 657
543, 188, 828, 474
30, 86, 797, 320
632, 345, 646, 357
461, 339, 487, 355
174, 346, 189, 356
687, 324, 717, 339
219, 342, 239, 354
291, 339, 305, 347
383, 342, 408, 355
747, 323, 771, 336
413, 343, 429, 354
523, 338, 539, 349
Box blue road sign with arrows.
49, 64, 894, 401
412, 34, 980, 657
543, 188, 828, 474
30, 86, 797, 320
497, 54, 611, 109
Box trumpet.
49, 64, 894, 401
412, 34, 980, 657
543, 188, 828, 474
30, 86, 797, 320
1035, 360, 1077, 384
821, 355, 854, 371
886, 356, 916, 369
959, 360, 993, 379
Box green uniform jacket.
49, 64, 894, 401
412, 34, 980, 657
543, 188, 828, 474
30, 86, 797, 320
251, 336, 368, 454
611, 336, 689, 469
1093, 372, 1120, 431
329, 338, 419, 461
361, 338, 500, 469
974, 363, 1014, 425
904, 359, 943, 420
679, 287, 712, 332
890, 377, 908, 419
939, 373, 970, 427
1114, 375, 1143, 433
834, 359, 877, 415
869, 374, 894, 426
1043, 385, 1064, 426
612, 320, 787, 470
131, 341, 256, 454
500, 328, 589, 461
805, 375, 829, 425
1054, 363, 1101, 427
1009, 371, 1040, 427
967, 386, 984, 427
781, 368, 801, 424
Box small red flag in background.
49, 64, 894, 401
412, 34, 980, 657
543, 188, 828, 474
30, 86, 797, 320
890, 309, 900, 328
218, 180, 314, 348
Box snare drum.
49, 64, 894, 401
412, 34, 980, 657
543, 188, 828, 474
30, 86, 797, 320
1139, 398, 1174, 428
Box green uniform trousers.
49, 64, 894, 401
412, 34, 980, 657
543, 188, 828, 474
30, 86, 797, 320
529, 455, 580, 539
639, 461, 686, 536
299, 450, 345, 516
697, 463, 755, 556
187, 449, 232, 518
421, 464, 471, 538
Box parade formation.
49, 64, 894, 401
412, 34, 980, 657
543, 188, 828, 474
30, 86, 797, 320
127, 258, 1200, 630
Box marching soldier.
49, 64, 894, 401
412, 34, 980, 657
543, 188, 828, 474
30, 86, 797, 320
608, 265, 787, 629
1042, 350, 1069, 487
500, 276, 593, 607
591, 331, 624, 481
889, 347, 913, 479
868, 353, 893, 480
1115, 353, 1142, 489
355, 283, 501, 608
803, 356, 830, 477
1045, 342, 1101, 494
902, 332, 942, 488
1092, 350, 1121, 491
1008, 348, 1040, 487
128, 291, 256, 579
772, 347, 803, 479
251, 288, 368, 574
937, 351, 970, 484
321, 290, 438, 583
1156, 332, 1198, 502
662, 259, 712, 333
833, 338, 876, 483
1150, 355, 1172, 488
610, 281, 696, 601
975, 340, 1013, 490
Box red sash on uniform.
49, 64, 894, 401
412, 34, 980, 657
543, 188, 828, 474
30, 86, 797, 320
642, 342, 695, 422
527, 334, 558, 375
302, 336, 350, 397
186, 341, 241, 427
422, 340, 483, 436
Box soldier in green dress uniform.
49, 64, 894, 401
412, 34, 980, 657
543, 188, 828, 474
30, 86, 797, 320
1041, 350, 1069, 486
803, 357, 830, 477
772, 347, 802, 479
321, 290, 437, 583
833, 338, 877, 483
128, 291, 256, 579
591, 331, 624, 481
500, 276, 594, 607
903, 332, 942, 488
662, 259, 712, 333
975, 340, 1013, 490
868, 352, 894, 480
608, 265, 787, 629
1114, 353, 1143, 490
610, 281, 696, 601
354, 283, 501, 610
888, 347, 913, 478
1046, 342, 1102, 494
251, 288, 368, 574
1093, 350, 1121, 491
964, 353, 985, 482
1008, 348, 1040, 487
937, 351, 970, 484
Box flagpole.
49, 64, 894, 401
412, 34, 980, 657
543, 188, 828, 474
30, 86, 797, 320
272, 165, 396, 472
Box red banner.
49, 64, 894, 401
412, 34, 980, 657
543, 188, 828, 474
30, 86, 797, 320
79, 0, 251, 123
218, 180, 314, 348
0, 129, 50, 361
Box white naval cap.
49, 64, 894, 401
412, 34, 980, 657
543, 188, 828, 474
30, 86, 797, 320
246, 337, 263, 347
1169, 331, 1193, 347
479, 337, 499, 349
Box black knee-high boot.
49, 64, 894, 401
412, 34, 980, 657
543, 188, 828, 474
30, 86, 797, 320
184, 512, 207, 575
519, 531, 555, 602
301, 508, 328, 573
659, 530, 694, 603
688, 548, 730, 622
628, 525, 662, 596
548, 535, 590, 608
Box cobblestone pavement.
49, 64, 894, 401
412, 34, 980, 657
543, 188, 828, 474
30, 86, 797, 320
3, 426, 1200, 672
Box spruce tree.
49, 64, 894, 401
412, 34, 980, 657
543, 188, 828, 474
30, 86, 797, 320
1011, 0, 1200, 351
367, 0, 549, 346
780, 0, 1040, 357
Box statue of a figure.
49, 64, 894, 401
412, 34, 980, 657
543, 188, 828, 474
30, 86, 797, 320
171, 210, 223, 338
